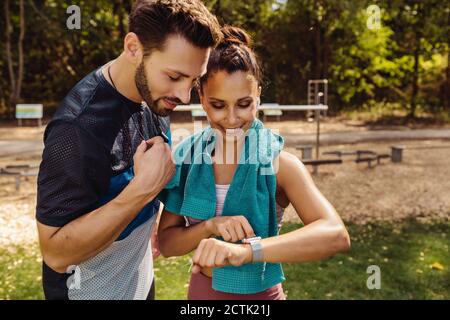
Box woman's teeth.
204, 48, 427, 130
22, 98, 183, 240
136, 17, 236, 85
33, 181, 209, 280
225, 127, 243, 135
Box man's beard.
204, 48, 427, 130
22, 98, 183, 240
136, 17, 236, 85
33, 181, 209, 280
134, 62, 181, 117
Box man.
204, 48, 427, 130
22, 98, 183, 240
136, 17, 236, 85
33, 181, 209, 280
36, 0, 221, 300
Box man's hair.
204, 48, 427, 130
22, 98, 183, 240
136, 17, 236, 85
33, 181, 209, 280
129, 0, 222, 55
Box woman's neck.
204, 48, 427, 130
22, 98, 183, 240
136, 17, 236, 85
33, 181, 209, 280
214, 136, 245, 165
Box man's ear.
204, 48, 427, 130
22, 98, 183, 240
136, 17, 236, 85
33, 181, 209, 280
123, 32, 143, 65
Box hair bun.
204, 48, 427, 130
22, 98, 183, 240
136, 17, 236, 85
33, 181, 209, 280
220, 25, 252, 47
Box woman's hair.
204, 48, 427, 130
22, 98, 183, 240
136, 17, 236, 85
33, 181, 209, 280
199, 25, 262, 91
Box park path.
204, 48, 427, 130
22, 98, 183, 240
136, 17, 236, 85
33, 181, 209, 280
1, 129, 450, 158
283, 128, 450, 146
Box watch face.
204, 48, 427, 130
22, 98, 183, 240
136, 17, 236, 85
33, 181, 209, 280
243, 236, 260, 243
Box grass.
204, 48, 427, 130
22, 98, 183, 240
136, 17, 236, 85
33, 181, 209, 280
281, 220, 449, 300
0, 219, 448, 300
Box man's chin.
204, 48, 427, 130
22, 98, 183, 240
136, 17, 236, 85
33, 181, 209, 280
147, 100, 173, 117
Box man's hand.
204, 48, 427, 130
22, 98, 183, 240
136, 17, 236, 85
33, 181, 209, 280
191, 238, 253, 273
132, 136, 175, 202
205, 216, 255, 242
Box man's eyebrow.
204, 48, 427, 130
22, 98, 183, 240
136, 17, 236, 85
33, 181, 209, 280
166, 68, 201, 79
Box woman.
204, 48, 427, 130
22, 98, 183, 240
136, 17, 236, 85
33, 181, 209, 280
157, 26, 350, 300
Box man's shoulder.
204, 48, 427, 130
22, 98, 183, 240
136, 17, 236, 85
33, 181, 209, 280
47, 67, 122, 149
53, 68, 103, 122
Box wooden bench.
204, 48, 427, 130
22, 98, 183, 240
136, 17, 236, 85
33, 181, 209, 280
355, 153, 391, 168
0, 164, 39, 191
301, 158, 343, 174
323, 150, 357, 158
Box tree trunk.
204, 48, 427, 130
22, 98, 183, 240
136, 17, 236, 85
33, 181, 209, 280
15, 0, 25, 109
4, 0, 25, 120
409, 44, 420, 118
445, 9, 450, 110
313, 0, 321, 79
4, 0, 16, 118
445, 50, 450, 110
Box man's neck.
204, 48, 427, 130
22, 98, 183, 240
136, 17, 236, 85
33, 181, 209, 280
102, 53, 142, 103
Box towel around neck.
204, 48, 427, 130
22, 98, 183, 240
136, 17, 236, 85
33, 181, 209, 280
158, 118, 286, 294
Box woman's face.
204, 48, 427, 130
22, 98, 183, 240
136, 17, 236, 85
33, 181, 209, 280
199, 70, 260, 137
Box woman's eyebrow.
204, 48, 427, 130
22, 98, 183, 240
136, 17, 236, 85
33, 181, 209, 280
208, 96, 253, 102
208, 97, 225, 102
237, 96, 252, 101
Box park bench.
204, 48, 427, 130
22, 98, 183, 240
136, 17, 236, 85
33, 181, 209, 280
322, 150, 357, 158
0, 164, 39, 191
324, 149, 392, 168
301, 158, 343, 174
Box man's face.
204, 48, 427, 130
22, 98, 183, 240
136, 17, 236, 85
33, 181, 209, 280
135, 34, 211, 116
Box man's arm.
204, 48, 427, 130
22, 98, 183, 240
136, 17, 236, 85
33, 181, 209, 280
37, 137, 175, 273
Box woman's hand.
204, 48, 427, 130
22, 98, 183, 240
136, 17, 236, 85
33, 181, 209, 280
205, 216, 255, 242
191, 238, 252, 273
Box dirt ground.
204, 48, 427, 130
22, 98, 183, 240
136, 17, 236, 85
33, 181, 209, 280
1, 120, 449, 247
2, 114, 450, 142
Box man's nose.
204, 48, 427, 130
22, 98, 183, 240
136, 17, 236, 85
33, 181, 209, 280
174, 85, 192, 105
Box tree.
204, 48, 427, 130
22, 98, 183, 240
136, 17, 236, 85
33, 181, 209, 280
4, 0, 25, 119
387, 0, 447, 117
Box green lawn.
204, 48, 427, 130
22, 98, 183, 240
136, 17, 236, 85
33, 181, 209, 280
1, 219, 448, 300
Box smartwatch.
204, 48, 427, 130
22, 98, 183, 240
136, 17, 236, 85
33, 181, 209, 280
242, 236, 263, 263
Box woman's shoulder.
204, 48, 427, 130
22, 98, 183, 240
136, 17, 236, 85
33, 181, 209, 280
275, 150, 308, 188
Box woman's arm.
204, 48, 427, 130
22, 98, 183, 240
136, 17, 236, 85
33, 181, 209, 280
259, 151, 351, 263
191, 151, 350, 269
158, 210, 213, 257
158, 210, 255, 257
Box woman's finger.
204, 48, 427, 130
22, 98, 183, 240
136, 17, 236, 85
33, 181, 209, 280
215, 249, 228, 268
218, 226, 232, 242
205, 245, 218, 268
234, 222, 246, 240
191, 264, 202, 274
198, 240, 213, 268
192, 239, 206, 266
239, 217, 256, 238
227, 226, 239, 243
